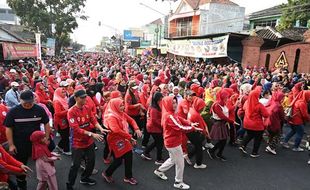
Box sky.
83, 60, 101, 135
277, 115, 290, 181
0, 0, 288, 48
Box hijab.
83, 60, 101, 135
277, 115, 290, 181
53, 88, 68, 110
104, 98, 128, 133
245, 86, 262, 117
161, 96, 176, 126
30, 131, 52, 160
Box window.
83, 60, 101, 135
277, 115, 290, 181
254, 20, 277, 28
265, 54, 271, 69
176, 17, 192, 37
0, 9, 6, 14
7, 10, 14, 14
293, 49, 300, 73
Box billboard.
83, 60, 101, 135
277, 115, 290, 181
46, 38, 56, 56
123, 30, 141, 41
167, 35, 229, 58
2, 42, 37, 60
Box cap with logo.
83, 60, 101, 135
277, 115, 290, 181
10, 82, 19, 87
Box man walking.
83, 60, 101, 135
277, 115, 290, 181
66, 89, 109, 190
4, 90, 51, 190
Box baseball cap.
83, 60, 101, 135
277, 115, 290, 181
74, 89, 87, 98
9, 69, 17, 73
59, 81, 69, 87
20, 90, 34, 103
10, 82, 19, 87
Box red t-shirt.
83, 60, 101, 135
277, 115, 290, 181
0, 104, 8, 144
67, 105, 98, 148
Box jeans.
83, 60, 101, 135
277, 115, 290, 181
284, 124, 304, 148
144, 133, 164, 161
187, 132, 205, 165
242, 130, 264, 154
158, 145, 185, 183
58, 127, 70, 152
105, 151, 133, 178
67, 144, 95, 187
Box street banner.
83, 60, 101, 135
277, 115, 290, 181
167, 35, 229, 58
35, 33, 42, 60
46, 38, 56, 56
2, 42, 37, 60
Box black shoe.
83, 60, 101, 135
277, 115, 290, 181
80, 178, 96, 186
239, 146, 248, 155
207, 149, 216, 159
216, 154, 227, 162
66, 183, 74, 190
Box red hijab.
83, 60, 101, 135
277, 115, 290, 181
189, 97, 208, 134
35, 82, 49, 100
245, 86, 262, 117
48, 75, 58, 89
53, 88, 68, 110
30, 131, 51, 160
104, 98, 128, 132
161, 96, 176, 126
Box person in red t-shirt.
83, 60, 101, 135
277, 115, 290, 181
66, 89, 109, 190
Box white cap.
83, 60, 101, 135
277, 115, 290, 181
18, 60, 24, 63
60, 81, 69, 87
10, 82, 19, 87
9, 69, 16, 73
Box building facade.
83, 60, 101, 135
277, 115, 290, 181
168, 0, 245, 38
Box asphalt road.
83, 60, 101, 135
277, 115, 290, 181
24, 132, 310, 190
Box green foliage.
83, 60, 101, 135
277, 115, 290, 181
277, 0, 310, 31
7, 0, 87, 55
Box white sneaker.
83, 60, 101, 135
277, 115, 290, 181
183, 154, 192, 165
154, 169, 168, 180
193, 164, 207, 169
63, 151, 72, 156
174, 182, 190, 189
205, 142, 214, 149
308, 160, 310, 165
292, 147, 304, 152
265, 146, 277, 155
280, 142, 290, 149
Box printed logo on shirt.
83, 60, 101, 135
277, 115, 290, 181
81, 117, 85, 122
70, 118, 75, 123
2, 111, 6, 116
86, 115, 89, 119
79, 122, 90, 128
116, 140, 125, 150
77, 117, 80, 122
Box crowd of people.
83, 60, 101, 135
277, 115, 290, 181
0, 52, 309, 190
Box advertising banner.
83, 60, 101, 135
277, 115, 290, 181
123, 30, 140, 41
46, 38, 56, 56
167, 35, 229, 58
35, 33, 42, 60
2, 42, 37, 60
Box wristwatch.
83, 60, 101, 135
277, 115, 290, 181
88, 132, 92, 137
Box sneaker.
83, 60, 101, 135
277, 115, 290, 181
124, 177, 138, 185
265, 146, 277, 155
94, 146, 98, 151
207, 149, 216, 159
155, 160, 165, 165
141, 145, 146, 149
92, 168, 98, 175
56, 146, 64, 153
141, 153, 152, 161
205, 142, 214, 149
174, 182, 190, 189
102, 172, 114, 183
239, 146, 248, 154
63, 151, 72, 156
133, 147, 144, 154
80, 178, 96, 186
103, 158, 111, 164
183, 154, 192, 165
154, 169, 168, 180
193, 163, 207, 169
308, 159, 310, 165
292, 147, 304, 152
216, 154, 227, 162
250, 153, 260, 158
280, 142, 290, 149
202, 147, 206, 151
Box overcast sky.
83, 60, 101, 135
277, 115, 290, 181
0, 0, 288, 48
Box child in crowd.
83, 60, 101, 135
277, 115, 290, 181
30, 131, 60, 190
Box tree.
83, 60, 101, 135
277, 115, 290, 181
277, 0, 310, 31
7, 0, 87, 55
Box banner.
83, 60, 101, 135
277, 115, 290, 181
2, 42, 37, 60
46, 38, 56, 56
167, 35, 229, 58
35, 33, 42, 60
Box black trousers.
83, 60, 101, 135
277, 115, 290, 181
103, 133, 110, 159
130, 116, 150, 145
242, 129, 264, 154
105, 151, 133, 178
58, 127, 70, 152
67, 144, 95, 187
144, 133, 164, 161
210, 139, 227, 156
14, 142, 32, 190
187, 132, 205, 165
